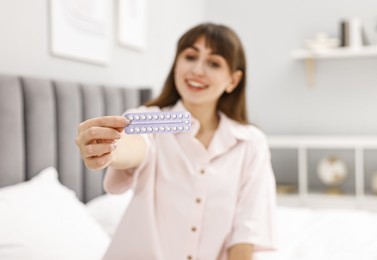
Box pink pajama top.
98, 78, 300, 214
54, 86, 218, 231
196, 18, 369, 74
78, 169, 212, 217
103, 100, 277, 260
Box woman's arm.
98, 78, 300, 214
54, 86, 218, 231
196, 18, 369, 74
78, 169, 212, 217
103, 133, 147, 194
226, 133, 277, 255
228, 244, 254, 260
75, 115, 148, 194
109, 133, 147, 170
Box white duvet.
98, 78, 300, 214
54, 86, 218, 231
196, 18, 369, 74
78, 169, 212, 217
5, 168, 376, 260
255, 207, 377, 260
86, 192, 377, 260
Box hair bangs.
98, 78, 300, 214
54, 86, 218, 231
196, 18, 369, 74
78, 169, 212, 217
176, 24, 237, 71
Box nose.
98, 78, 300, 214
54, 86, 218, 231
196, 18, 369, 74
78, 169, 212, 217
191, 60, 205, 76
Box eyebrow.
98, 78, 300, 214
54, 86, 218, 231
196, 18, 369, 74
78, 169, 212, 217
186, 45, 220, 56
187, 45, 199, 52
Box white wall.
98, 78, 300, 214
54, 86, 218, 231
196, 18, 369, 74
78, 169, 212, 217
2, 0, 377, 135
0, 0, 206, 95
206, 0, 377, 135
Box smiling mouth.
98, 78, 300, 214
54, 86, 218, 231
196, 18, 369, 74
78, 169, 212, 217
186, 80, 208, 90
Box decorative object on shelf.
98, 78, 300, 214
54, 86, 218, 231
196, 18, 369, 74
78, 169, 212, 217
294, 32, 339, 87
291, 17, 375, 87
371, 171, 377, 194
301, 32, 339, 87
304, 32, 340, 51
317, 155, 348, 195
340, 17, 369, 50
50, 0, 112, 65
118, 0, 147, 51
276, 184, 298, 194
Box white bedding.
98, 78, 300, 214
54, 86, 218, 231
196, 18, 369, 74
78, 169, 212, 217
255, 206, 377, 260
1, 169, 377, 260
0, 168, 110, 260
87, 192, 377, 260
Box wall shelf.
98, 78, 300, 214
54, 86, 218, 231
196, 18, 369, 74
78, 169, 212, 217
268, 136, 377, 148
268, 135, 377, 211
291, 45, 377, 86
291, 45, 377, 60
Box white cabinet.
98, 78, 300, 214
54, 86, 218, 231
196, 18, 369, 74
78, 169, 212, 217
268, 135, 377, 211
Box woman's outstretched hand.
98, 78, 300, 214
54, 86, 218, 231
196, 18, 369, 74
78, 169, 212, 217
75, 116, 130, 170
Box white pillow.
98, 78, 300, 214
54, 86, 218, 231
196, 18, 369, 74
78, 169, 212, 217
0, 167, 110, 260
86, 190, 133, 237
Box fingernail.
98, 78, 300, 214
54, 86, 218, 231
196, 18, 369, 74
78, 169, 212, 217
125, 118, 130, 124
111, 141, 118, 150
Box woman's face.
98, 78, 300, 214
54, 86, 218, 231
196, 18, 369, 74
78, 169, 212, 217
174, 37, 241, 108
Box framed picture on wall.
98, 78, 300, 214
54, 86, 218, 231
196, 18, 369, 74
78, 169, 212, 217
50, 0, 112, 65
117, 0, 147, 51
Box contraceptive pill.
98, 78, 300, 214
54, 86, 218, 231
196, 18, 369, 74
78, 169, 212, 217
124, 111, 191, 134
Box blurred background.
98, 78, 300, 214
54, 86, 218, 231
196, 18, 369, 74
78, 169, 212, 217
1, 0, 377, 201
1, 0, 377, 135
1, 1, 377, 258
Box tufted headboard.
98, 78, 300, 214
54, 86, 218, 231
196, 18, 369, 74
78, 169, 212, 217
0, 74, 151, 203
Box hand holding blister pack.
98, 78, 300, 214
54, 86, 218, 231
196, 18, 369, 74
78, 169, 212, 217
124, 111, 191, 134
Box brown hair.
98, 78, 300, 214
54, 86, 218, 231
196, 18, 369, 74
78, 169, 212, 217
146, 22, 248, 124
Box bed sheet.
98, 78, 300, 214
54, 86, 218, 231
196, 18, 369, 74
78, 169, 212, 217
255, 206, 377, 260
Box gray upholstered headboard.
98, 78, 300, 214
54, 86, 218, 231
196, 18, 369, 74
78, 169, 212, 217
0, 74, 151, 203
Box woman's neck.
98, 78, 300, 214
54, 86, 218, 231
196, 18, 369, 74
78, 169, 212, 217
182, 101, 219, 132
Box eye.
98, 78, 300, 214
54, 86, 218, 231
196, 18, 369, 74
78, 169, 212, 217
184, 54, 197, 61
208, 60, 221, 68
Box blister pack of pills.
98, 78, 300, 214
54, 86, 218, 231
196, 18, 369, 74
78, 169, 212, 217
124, 111, 191, 134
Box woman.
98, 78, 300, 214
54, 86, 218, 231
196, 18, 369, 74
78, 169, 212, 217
76, 23, 276, 260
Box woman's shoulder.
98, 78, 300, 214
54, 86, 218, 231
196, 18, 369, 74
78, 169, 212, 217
225, 116, 268, 144
246, 124, 268, 142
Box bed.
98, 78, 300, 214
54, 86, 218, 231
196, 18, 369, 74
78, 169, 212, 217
255, 206, 377, 260
1, 73, 377, 260
0, 74, 151, 259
